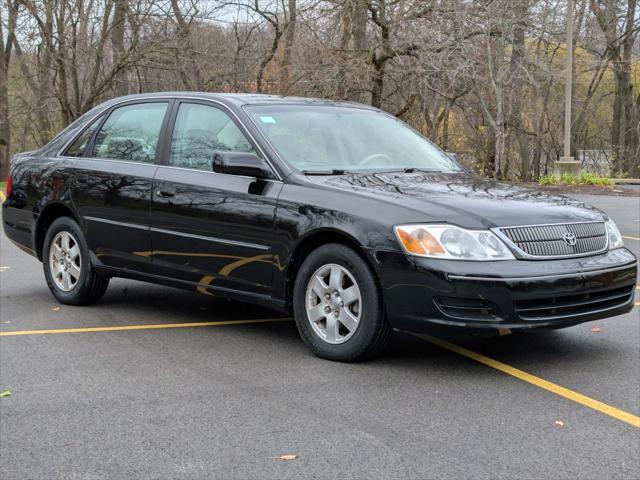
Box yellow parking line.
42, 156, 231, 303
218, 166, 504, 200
0, 317, 292, 336
623, 235, 640, 241
414, 333, 640, 428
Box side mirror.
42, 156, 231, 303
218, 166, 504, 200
212, 152, 275, 180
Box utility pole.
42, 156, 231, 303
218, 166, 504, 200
554, 0, 581, 176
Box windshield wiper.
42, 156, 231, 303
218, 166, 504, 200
371, 167, 444, 174
401, 167, 444, 173
302, 169, 349, 175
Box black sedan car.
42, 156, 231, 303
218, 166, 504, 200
2, 93, 637, 361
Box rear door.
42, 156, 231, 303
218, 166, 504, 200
69, 100, 171, 274
150, 100, 283, 298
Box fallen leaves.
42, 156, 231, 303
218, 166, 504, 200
271, 454, 297, 461
590, 326, 601, 333
0, 391, 11, 398
51, 306, 61, 312
554, 420, 564, 427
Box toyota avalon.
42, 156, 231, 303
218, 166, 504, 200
2, 93, 637, 361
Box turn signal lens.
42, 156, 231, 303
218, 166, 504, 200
396, 228, 445, 255
395, 224, 515, 261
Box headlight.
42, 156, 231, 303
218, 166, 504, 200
394, 224, 515, 260
605, 219, 624, 249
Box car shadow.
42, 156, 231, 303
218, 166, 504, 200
91, 279, 621, 370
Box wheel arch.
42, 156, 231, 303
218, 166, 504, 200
283, 228, 380, 308
35, 202, 81, 261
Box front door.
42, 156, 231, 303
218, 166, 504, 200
70, 101, 170, 274
150, 101, 283, 299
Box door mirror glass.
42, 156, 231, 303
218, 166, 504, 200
212, 152, 274, 179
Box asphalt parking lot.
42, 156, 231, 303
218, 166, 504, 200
1, 193, 639, 479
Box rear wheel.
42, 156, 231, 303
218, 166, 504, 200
293, 243, 392, 362
43, 216, 109, 305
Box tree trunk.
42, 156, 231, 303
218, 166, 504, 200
621, 0, 637, 175
494, 98, 506, 179
0, 2, 17, 177
369, 1, 390, 108
441, 101, 451, 151
279, 0, 296, 95
111, 0, 128, 96
508, 1, 529, 180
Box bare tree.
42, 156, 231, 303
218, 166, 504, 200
0, 0, 18, 176
2, 0, 637, 180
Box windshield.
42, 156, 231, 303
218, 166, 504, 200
245, 105, 461, 173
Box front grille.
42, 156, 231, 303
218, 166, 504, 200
434, 296, 502, 322
515, 285, 634, 321
499, 222, 607, 258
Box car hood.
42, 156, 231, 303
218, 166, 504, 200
307, 172, 605, 228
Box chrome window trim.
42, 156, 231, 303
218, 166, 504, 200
56, 95, 284, 181
154, 163, 282, 182
491, 221, 609, 260
66, 155, 281, 183
68, 157, 160, 169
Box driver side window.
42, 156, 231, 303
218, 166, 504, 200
169, 103, 255, 171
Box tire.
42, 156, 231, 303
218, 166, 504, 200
42, 216, 110, 305
292, 243, 392, 362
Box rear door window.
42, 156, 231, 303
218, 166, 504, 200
92, 102, 169, 163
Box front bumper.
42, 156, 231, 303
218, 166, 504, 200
377, 248, 637, 332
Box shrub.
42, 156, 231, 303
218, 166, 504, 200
538, 172, 614, 187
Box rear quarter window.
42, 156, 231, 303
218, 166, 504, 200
63, 117, 103, 157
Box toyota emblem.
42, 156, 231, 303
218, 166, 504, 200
563, 232, 577, 246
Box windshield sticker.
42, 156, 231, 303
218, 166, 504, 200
260, 116, 276, 124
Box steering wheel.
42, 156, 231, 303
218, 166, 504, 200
359, 153, 392, 167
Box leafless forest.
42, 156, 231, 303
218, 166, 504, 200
0, 0, 638, 179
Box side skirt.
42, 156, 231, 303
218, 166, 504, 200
94, 265, 289, 313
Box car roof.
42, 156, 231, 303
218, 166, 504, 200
104, 92, 377, 110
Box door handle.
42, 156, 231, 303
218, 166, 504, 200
156, 189, 175, 198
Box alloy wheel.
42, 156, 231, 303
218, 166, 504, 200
305, 263, 362, 344
49, 231, 82, 292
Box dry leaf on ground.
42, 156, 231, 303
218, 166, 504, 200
272, 454, 297, 460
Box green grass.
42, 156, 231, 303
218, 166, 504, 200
538, 172, 614, 187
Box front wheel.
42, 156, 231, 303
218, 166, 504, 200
293, 243, 392, 362
42, 216, 110, 305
